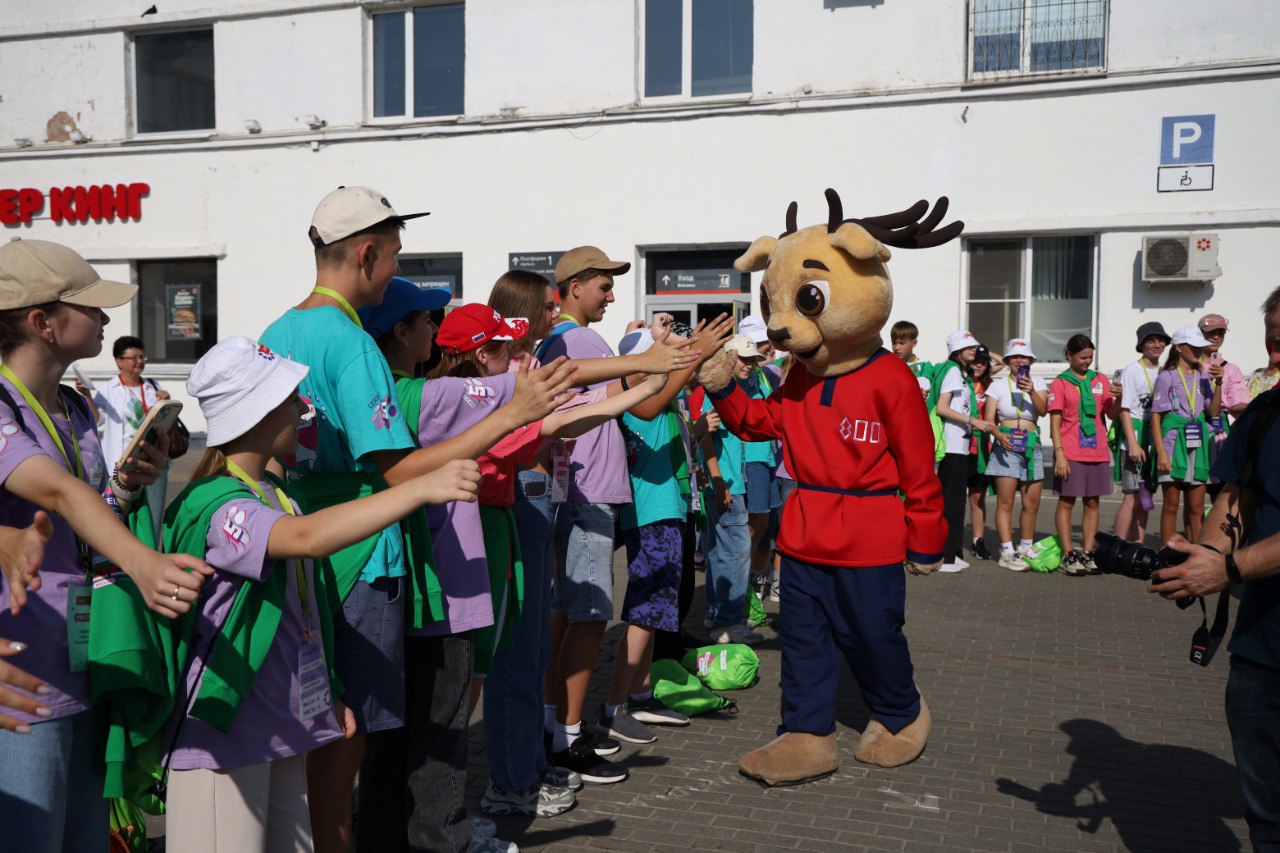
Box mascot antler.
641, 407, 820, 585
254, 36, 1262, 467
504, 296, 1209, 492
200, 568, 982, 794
799, 188, 964, 249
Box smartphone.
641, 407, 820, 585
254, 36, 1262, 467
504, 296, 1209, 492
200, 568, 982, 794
71, 363, 95, 392
118, 400, 183, 472
1016, 365, 1030, 382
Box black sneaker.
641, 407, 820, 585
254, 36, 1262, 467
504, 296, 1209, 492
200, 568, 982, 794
627, 695, 690, 727
971, 538, 994, 561
594, 706, 656, 745
1062, 549, 1088, 576
581, 729, 620, 756
550, 735, 629, 785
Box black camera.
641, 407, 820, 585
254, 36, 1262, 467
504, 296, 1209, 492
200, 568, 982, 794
1092, 532, 1187, 581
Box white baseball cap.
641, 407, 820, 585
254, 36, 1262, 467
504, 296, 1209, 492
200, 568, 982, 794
725, 333, 762, 359
738, 314, 770, 344
188, 337, 310, 447
618, 329, 654, 356
1170, 325, 1211, 348
309, 186, 430, 248
1004, 338, 1037, 361
945, 329, 979, 355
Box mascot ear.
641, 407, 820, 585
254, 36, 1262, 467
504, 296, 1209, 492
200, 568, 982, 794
829, 222, 891, 263
734, 236, 777, 273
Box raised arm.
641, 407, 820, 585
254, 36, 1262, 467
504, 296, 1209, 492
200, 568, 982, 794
268, 459, 481, 560
542, 374, 666, 440
627, 315, 736, 421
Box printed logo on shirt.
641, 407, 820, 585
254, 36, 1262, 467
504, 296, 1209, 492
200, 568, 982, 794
0, 414, 18, 454
222, 505, 250, 553
369, 395, 399, 430
463, 378, 497, 408
278, 395, 318, 472
1092, 382, 1104, 395
838, 417, 883, 444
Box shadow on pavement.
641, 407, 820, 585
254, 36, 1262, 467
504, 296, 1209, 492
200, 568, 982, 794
996, 718, 1245, 852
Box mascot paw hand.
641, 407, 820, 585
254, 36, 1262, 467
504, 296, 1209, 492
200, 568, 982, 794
906, 560, 942, 576
698, 349, 736, 393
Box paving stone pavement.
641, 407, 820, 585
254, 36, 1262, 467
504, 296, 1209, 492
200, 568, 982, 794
466, 497, 1249, 853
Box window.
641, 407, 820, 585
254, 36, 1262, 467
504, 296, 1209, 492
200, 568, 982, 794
135, 29, 215, 133
372, 4, 465, 119
644, 0, 753, 98
969, 0, 1106, 79
965, 236, 1095, 361
136, 259, 217, 363
399, 255, 463, 302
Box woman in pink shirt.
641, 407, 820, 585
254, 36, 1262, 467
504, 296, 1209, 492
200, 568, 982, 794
1048, 335, 1121, 575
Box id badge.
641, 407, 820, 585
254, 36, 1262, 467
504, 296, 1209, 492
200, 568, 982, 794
67, 583, 91, 673
297, 634, 332, 722
1185, 422, 1203, 449
1010, 429, 1028, 453
1079, 427, 1098, 450
689, 471, 702, 514
1210, 415, 1224, 434
550, 440, 571, 504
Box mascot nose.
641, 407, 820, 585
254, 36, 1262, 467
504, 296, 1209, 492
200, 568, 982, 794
767, 326, 791, 344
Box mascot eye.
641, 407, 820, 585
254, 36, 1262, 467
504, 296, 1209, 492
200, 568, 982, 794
795, 280, 830, 318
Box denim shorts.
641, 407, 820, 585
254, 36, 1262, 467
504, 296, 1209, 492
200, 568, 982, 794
332, 576, 406, 733
550, 501, 618, 623
745, 462, 782, 515
985, 442, 1044, 482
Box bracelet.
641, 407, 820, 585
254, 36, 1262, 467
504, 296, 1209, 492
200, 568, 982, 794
1225, 553, 1243, 584
110, 466, 141, 495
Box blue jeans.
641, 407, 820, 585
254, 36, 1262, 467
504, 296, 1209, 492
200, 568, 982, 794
0, 708, 109, 853
705, 493, 750, 629
1226, 654, 1280, 850
484, 470, 555, 791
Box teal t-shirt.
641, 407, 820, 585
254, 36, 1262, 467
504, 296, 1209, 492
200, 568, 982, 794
620, 406, 689, 530
742, 366, 780, 467
261, 306, 417, 582
702, 395, 746, 496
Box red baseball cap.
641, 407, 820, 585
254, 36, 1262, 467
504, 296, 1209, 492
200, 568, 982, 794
436, 303, 529, 355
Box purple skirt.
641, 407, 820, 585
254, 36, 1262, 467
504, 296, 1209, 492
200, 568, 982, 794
1054, 459, 1113, 498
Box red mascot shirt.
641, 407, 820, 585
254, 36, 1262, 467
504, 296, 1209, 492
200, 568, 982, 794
708, 348, 946, 567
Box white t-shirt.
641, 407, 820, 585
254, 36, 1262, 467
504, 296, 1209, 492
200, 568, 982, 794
987, 374, 1047, 423
937, 362, 971, 455
1120, 360, 1160, 425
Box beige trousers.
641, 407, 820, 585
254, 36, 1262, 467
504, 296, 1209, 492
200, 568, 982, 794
165, 754, 312, 853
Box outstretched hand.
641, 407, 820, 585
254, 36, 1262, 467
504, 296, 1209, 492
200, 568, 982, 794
510, 356, 581, 425
0, 638, 50, 732
0, 513, 53, 615
418, 459, 483, 506
690, 314, 737, 366
638, 329, 698, 374
132, 552, 214, 620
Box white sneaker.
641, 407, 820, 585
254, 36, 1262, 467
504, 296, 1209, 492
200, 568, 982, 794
471, 833, 518, 853
952, 557, 970, 570
997, 551, 1030, 572
938, 562, 966, 573
713, 624, 764, 645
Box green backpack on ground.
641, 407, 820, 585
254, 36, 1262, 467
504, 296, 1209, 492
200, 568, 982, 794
651, 659, 736, 716
682, 644, 761, 690
1023, 535, 1063, 573
744, 586, 769, 628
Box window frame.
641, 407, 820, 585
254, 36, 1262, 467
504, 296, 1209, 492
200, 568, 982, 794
129, 25, 217, 139
966, 0, 1109, 83
639, 0, 754, 104
365, 1, 466, 125
961, 234, 1100, 369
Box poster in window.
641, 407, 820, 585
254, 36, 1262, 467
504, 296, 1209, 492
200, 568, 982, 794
166, 284, 202, 341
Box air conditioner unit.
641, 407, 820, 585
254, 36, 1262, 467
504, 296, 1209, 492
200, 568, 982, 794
1142, 233, 1221, 283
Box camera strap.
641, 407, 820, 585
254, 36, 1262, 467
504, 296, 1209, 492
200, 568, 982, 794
1189, 591, 1231, 667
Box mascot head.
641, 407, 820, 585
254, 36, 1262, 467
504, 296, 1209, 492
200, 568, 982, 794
734, 189, 963, 377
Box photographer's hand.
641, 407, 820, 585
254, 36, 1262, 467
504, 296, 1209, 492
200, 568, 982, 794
1148, 535, 1229, 600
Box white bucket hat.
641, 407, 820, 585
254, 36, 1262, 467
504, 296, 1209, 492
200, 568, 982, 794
188, 337, 310, 447
1170, 325, 1211, 348
618, 329, 654, 356
945, 329, 978, 355
738, 314, 770, 345
1004, 338, 1037, 361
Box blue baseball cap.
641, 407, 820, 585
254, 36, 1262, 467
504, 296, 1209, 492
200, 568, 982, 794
358, 277, 452, 339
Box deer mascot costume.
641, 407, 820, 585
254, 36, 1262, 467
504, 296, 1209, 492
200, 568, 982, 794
699, 190, 962, 786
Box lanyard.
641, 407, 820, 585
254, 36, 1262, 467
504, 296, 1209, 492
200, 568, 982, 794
1140, 362, 1156, 396
1006, 376, 1031, 427
123, 379, 150, 415
391, 369, 412, 380
556, 313, 581, 327
310, 286, 362, 329
0, 365, 91, 573
224, 459, 313, 633
1177, 367, 1199, 412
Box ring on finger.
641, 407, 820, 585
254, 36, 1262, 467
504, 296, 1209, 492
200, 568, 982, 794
171, 586, 180, 601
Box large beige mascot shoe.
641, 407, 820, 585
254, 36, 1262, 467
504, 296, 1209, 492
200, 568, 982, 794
854, 699, 931, 768
738, 731, 838, 786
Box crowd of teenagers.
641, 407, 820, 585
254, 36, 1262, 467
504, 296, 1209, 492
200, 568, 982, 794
0, 183, 1277, 853
890, 309, 1275, 575
0, 186, 808, 853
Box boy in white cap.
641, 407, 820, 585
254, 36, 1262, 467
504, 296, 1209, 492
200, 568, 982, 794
934, 331, 1009, 571
261, 187, 578, 853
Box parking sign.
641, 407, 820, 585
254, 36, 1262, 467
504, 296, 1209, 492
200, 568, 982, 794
1161, 115, 1215, 165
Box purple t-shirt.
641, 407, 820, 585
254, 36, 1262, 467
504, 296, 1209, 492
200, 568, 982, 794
413, 374, 517, 637
0, 386, 107, 724
167, 485, 343, 770
540, 325, 631, 504
1151, 368, 1213, 419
